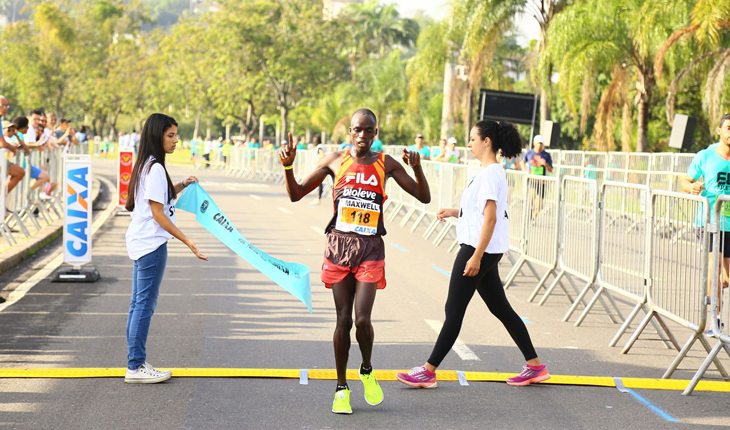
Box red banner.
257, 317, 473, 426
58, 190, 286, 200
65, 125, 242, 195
118, 150, 134, 208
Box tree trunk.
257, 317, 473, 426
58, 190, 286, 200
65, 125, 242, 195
621, 101, 632, 152
259, 117, 264, 144
280, 105, 288, 140
464, 82, 474, 145
539, 88, 550, 124
440, 62, 455, 139
193, 112, 201, 140
635, 69, 654, 153
636, 98, 648, 153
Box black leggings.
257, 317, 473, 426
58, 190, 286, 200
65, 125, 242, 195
428, 245, 538, 367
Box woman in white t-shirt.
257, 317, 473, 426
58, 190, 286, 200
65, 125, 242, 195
124, 113, 208, 384
397, 120, 548, 388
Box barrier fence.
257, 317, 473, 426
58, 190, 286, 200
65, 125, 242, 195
1, 143, 82, 248
684, 196, 730, 394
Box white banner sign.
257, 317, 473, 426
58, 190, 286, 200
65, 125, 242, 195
63, 154, 93, 266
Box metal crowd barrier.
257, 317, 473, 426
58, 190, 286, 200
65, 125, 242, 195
556, 177, 620, 321
622, 191, 722, 374
504, 176, 561, 299
222, 147, 729, 390
2, 145, 65, 247
684, 196, 730, 394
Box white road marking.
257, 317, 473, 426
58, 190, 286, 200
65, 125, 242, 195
249, 194, 262, 200
424, 319, 480, 361
278, 207, 293, 214
310, 226, 325, 236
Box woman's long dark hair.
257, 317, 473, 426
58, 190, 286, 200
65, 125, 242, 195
125, 113, 178, 212
473, 120, 523, 159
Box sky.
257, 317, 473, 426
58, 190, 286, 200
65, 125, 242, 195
389, 0, 541, 46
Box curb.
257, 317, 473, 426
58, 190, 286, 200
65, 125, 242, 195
0, 178, 104, 277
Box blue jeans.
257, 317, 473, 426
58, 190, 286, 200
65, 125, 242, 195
127, 243, 167, 370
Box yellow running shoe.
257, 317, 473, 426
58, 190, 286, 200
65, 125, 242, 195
331, 388, 352, 414
359, 371, 384, 406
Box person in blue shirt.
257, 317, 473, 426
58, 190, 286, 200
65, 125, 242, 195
408, 133, 430, 160
371, 134, 383, 153
247, 136, 261, 149
683, 113, 730, 328
523, 135, 553, 176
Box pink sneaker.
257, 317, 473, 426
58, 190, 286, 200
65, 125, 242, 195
396, 366, 437, 388
506, 364, 550, 386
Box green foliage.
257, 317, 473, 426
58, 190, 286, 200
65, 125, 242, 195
0, 0, 725, 153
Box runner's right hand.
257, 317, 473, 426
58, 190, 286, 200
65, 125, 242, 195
278, 132, 297, 167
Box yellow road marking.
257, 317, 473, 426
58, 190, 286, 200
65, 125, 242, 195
0, 368, 728, 392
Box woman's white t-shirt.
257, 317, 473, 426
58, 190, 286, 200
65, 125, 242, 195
456, 163, 509, 254
125, 157, 176, 260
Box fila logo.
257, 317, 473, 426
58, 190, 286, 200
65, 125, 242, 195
345, 172, 379, 186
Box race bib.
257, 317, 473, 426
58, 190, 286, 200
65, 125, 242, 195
335, 198, 380, 235
531, 165, 545, 176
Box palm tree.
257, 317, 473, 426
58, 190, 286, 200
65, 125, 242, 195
343, 0, 419, 73
524, 0, 570, 122
448, 0, 522, 142
654, 0, 730, 125
546, 0, 687, 152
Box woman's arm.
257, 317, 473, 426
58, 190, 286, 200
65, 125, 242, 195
463, 200, 497, 277
150, 201, 207, 260
174, 176, 198, 194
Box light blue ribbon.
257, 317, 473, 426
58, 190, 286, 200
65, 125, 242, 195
176, 183, 312, 312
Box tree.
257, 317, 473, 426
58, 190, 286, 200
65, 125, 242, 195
547, 0, 688, 152
523, 0, 570, 122
342, 0, 419, 72
654, 0, 730, 126
216, 0, 345, 136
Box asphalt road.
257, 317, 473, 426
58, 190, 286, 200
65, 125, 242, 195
0, 159, 728, 429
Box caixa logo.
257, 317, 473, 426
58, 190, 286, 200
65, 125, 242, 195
66, 167, 90, 258
201, 200, 209, 213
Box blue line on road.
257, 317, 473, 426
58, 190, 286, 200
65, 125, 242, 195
614, 377, 678, 423
391, 242, 408, 253
432, 265, 451, 278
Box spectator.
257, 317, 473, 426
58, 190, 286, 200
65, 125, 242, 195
2, 120, 26, 194
371, 133, 383, 153
682, 113, 730, 330
12, 116, 56, 197
24, 109, 44, 145
76, 126, 89, 146
295, 135, 307, 150
130, 128, 140, 153
433, 138, 447, 161
338, 136, 352, 151
523, 135, 553, 220
444, 137, 460, 163
408, 133, 430, 160
55, 118, 79, 151
247, 136, 261, 149
203, 138, 212, 168
523, 135, 553, 176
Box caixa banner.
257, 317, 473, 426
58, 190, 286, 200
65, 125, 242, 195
117, 150, 134, 208
63, 154, 93, 266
